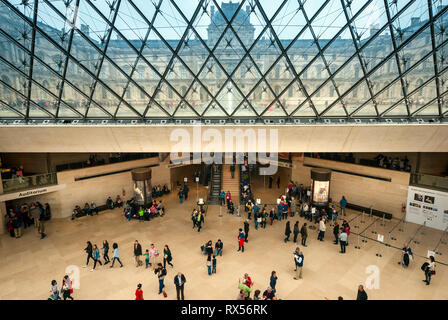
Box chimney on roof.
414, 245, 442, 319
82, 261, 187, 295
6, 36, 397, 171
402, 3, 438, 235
411, 17, 420, 26
210, 5, 214, 18
369, 23, 379, 37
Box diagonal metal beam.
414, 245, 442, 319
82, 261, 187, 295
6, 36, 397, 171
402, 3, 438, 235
25, 0, 41, 120
210, 0, 290, 117
52, 0, 80, 118
128, 0, 225, 118
137, 0, 205, 119
339, 0, 378, 118
384, 0, 410, 117
427, 0, 442, 117
82, 0, 130, 119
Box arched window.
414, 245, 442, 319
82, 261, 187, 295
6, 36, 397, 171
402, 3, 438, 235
288, 86, 293, 97
329, 86, 334, 97
181, 86, 187, 96
168, 87, 173, 99
416, 79, 424, 96
140, 87, 146, 99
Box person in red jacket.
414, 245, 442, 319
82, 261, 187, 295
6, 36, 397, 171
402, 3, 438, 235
237, 228, 245, 253
135, 283, 144, 300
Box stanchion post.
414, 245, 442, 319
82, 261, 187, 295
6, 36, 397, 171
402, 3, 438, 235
355, 234, 360, 249
381, 214, 385, 227
361, 211, 365, 223
372, 220, 377, 234
354, 216, 359, 229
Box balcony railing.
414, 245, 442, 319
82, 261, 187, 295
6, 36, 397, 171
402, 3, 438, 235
411, 173, 448, 191
2, 172, 58, 193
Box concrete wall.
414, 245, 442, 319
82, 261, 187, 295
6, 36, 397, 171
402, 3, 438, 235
291, 157, 410, 218
0, 124, 447, 152
8, 157, 169, 219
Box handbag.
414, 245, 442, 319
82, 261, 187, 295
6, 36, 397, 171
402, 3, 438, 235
431, 270, 436, 275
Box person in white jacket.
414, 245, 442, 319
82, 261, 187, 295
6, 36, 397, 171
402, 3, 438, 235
317, 217, 326, 241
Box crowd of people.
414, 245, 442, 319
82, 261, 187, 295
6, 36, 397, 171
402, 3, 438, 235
374, 154, 411, 171
124, 198, 165, 221
5, 202, 50, 239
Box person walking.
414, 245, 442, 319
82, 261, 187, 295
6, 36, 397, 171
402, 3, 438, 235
38, 211, 47, 239
333, 221, 340, 245
340, 196, 347, 216
135, 284, 144, 300
183, 184, 189, 201
284, 221, 291, 243
83, 241, 93, 268
174, 272, 186, 300
149, 244, 159, 268
269, 176, 273, 189
356, 285, 368, 300
300, 223, 308, 247
230, 164, 235, 178
61, 275, 74, 300
276, 176, 280, 189
212, 255, 217, 274
237, 228, 245, 252
293, 221, 299, 243
102, 240, 110, 265
270, 271, 278, 292
163, 245, 174, 268
197, 211, 204, 233
317, 217, 326, 241
244, 220, 250, 242
134, 240, 143, 267
191, 209, 198, 229
423, 256, 436, 285
269, 208, 275, 226
91, 244, 102, 271
294, 247, 304, 280
226, 191, 232, 208
401, 244, 413, 267
339, 228, 347, 253
206, 255, 212, 276
178, 188, 184, 204
220, 190, 226, 206
110, 243, 123, 268
155, 263, 167, 297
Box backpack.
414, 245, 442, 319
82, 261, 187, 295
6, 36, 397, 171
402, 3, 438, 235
421, 262, 429, 271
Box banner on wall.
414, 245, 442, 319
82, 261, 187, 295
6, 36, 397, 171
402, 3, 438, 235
405, 185, 448, 231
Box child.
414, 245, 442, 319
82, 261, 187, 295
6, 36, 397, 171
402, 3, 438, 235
144, 249, 150, 268
206, 255, 212, 276
212, 255, 217, 274
238, 228, 245, 253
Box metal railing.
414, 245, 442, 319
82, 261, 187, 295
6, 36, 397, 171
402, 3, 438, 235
2, 172, 58, 193
411, 173, 448, 191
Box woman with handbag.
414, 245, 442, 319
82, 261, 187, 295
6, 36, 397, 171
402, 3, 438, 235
91, 244, 103, 272
163, 245, 174, 268
61, 275, 74, 300
423, 256, 436, 285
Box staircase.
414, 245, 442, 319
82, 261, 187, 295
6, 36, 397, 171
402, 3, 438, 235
207, 165, 222, 205
221, 164, 240, 205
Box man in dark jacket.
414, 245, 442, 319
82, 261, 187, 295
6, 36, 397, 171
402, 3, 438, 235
293, 221, 300, 243
300, 223, 308, 247
244, 220, 250, 242
174, 272, 186, 300
134, 240, 143, 267
333, 221, 340, 245
356, 285, 368, 300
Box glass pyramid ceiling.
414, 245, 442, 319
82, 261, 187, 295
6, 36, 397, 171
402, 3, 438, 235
0, 0, 448, 121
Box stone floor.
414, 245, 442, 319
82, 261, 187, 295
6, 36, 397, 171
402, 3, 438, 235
0, 183, 447, 300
